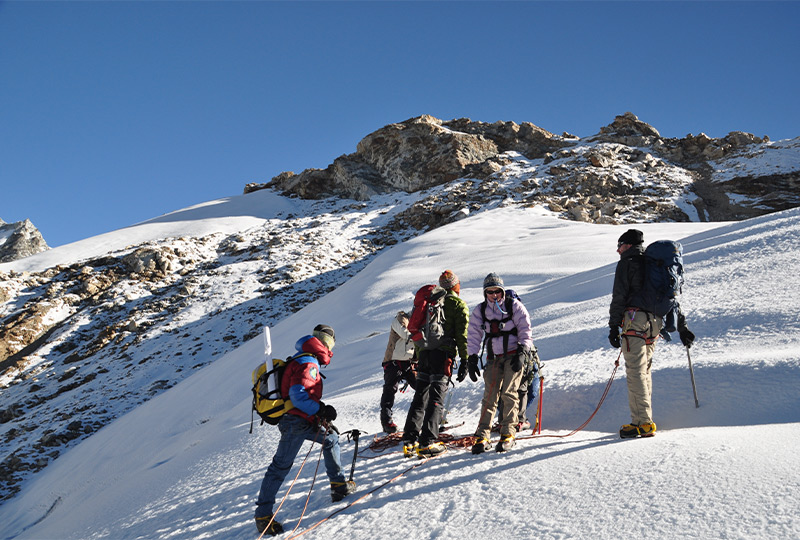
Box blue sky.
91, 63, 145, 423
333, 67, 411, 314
1, 1, 798, 248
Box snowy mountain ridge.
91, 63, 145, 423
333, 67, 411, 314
0, 204, 798, 539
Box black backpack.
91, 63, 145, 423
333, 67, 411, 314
641, 240, 685, 331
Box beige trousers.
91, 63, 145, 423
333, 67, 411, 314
622, 309, 662, 425
474, 353, 524, 440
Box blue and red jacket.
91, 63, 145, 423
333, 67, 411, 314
280, 335, 332, 422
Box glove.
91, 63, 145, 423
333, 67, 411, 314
679, 326, 696, 348
608, 327, 621, 349
456, 358, 468, 382
467, 354, 481, 382
510, 347, 527, 372
317, 402, 337, 422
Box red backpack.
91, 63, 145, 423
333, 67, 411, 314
407, 285, 449, 350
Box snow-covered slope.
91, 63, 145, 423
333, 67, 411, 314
1, 205, 798, 539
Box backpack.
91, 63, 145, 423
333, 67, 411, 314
480, 288, 520, 358
250, 357, 293, 431
407, 284, 450, 350
642, 240, 685, 331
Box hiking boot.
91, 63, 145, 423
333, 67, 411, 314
416, 442, 447, 458
517, 420, 531, 431
330, 480, 356, 502
255, 514, 284, 536
471, 437, 491, 455
402, 441, 419, 458
496, 434, 516, 452
620, 422, 657, 439
382, 422, 398, 434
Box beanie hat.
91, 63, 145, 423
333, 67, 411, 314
313, 324, 336, 350
483, 273, 505, 294
617, 229, 644, 246
439, 270, 460, 291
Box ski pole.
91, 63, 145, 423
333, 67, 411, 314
686, 347, 700, 408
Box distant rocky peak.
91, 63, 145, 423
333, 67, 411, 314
0, 218, 49, 263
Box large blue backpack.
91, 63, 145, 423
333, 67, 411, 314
642, 240, 685, 331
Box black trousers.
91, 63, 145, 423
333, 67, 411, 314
402, 349, 452, 446
380, 361, 416, 425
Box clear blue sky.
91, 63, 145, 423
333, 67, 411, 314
1, 1, 798, 248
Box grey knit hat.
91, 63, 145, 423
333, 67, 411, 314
483, 273, 505, 293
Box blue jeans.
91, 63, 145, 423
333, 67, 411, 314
255, 414, 346, 518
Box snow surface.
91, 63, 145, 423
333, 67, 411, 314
1, 204, 799, 540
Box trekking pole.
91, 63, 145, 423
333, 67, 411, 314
686, 347, 700, 408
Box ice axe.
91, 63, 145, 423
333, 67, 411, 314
686, 347, 700, 408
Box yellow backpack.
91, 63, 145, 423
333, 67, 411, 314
250, 357, 293, 432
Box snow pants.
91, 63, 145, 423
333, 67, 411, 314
380, 360, 417, 426
402, 349, 451, 447
475, 352, 524, 440
622, 309, 662, 425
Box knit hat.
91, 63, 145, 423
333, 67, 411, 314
617, 229, 644, 246
313, 324, 336, 350
483, 273, 505, 294
439, 270, 460, 292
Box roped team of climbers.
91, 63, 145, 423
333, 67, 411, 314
254, 230, 697, 535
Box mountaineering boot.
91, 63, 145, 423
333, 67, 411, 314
402, 441, 419, 458
330, 480, 357, 502
471, 437, 491, 455
416, 441, 447, 458
517, 419, 531, 431
496, 434, 516, 452
620, 422, 657, 439
382, 421, 398, 434
255, 514, 284, 536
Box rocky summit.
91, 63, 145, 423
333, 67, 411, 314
0, 218, 49, 264
1, 112, 798, 501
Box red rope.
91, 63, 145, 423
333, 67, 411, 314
519, 354, 620, 441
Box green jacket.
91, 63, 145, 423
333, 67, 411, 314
442, 291, 470, 361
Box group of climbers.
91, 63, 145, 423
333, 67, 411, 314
252, 230, 696, 535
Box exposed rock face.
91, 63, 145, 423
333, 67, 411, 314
0, 219, 49, 263
254, 112, 798, 224
260, 115, 569, 200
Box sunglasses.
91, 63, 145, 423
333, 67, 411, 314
485, 289, 503, 296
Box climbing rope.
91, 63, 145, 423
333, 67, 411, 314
269, 353, 622, 539
256, 424, 324, 540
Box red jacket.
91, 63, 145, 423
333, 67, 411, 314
281, 335, 332, 421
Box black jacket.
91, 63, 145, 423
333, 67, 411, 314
609, 245, 646, 328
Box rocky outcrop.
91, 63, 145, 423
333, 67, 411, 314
253, 112, 797, 224
0, 219, 49, 263
258, 115, 569, 200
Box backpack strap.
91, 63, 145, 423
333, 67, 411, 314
480, 298, 518, 359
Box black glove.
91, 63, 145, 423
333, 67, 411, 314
456, 358, 468, 382
467, 354, 481, 382
510, 347, 527, 372
608, 327, 621, 349
679, 326, 695, 348
317, 402, 337, 422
